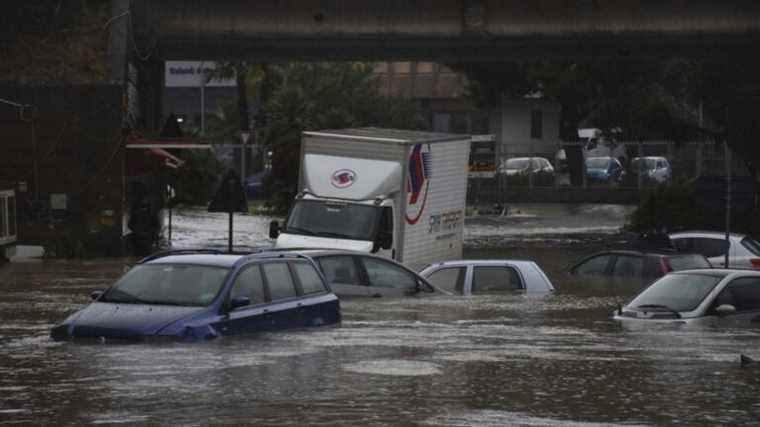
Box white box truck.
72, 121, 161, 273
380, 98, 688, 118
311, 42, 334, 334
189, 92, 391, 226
269, 127, 471, 270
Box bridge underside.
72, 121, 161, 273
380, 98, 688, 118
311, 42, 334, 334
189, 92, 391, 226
131, 0, 760, 61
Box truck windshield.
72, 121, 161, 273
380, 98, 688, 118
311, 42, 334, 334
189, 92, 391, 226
286, 200, 381, 241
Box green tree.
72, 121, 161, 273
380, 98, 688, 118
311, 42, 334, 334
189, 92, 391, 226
2, 1, 110, 83
259, 62, 426, 211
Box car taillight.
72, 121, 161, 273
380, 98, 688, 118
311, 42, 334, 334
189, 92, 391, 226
660, 258, 671, 274
751, 259, 760, 269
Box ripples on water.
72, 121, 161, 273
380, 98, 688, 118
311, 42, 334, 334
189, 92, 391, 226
2, 206, 760, 425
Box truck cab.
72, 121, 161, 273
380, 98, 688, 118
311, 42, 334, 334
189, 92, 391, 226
270, 194, 396, 258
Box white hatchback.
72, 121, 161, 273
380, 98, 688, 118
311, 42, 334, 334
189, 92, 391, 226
613, 269, 760, 325
669, 231, 760, 269
419, 260, 555, 295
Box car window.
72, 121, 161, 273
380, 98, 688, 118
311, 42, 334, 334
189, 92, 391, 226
611, 255, 643, 278
671, 238, 695, 253
667, 255, 711, 271
261, 262, 298, 300
230, 265, 267, 304
317, 256, 362, 285
471, 266, 523, 293
741, 237, 760, 256
696, 238, 729, 258
425, 267, 465, 294
714, 277, 760, 311
573, 255, 612, 276
291, 262, 327, 294
361, 257, 418, 289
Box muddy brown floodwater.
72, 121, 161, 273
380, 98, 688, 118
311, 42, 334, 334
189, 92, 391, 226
1, 205, 760, 425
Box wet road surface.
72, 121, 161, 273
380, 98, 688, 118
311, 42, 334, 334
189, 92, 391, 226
2, 205, 760, 425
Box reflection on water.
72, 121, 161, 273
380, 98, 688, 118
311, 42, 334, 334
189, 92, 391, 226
2, 206, 760, 425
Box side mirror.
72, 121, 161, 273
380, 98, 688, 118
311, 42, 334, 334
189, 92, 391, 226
90, 290, 104, 301
229, 296, 251, 310
377, 231, 393, 250
715, 304, 737, 316
269, 220, 280, 239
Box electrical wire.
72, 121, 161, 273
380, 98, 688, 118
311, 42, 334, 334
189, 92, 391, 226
127, 1, 157, 61
0, 97, 36, 122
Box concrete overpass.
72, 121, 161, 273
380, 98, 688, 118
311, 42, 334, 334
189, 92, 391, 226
129, 0, 760, 61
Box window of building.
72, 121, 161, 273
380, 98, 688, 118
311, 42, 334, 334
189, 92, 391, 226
531, 110, 543, 139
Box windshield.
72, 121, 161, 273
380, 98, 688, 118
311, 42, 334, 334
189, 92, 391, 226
101, 264, 230, 306
628, 273, 724, 312
286, 200, 381, 241
742, 237, 760, 256
505, 158, 530, 169
586, 158, 610, 169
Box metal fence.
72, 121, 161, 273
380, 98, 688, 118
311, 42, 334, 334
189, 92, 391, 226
468, 141, 750, 205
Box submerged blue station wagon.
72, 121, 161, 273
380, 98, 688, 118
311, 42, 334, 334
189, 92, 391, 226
50, 250, 341, 341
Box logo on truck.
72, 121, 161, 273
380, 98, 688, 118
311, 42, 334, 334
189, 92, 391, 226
330, 169, 357, 188
405, 144, 431, 225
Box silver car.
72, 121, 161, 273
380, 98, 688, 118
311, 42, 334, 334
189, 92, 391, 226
670, 231, 760, 269
631, 156, 672, 183
302, 250, 436, 298
419, 260, 555, 295
613, 269, 760, 325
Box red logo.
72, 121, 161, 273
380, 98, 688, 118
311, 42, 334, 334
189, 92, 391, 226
330, 169, 357, 188
405, 144, 432, 225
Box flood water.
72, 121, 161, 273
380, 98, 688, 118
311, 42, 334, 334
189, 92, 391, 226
2, 205, 760, 425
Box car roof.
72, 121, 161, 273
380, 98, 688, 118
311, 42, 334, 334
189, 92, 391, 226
669, 230, 747, 239
669, 269, 753, 278
142, 250, 316, 268
633, 156, 668, 161
423, 259, 538, 268
579, 250, 677, 258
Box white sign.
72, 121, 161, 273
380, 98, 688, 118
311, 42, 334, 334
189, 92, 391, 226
50, 193, 67, 210
240, 131, 251, 144
165, 61, 236, 88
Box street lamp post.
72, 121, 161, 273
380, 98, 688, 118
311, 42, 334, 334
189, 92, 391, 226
240, 131, 251, 180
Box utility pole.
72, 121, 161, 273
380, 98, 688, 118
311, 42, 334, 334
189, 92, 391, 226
725, 140, 731, 268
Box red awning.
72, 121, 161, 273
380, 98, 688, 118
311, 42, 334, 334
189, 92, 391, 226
148, 147, 184, 169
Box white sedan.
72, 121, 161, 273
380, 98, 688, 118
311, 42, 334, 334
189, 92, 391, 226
419, 260, 555, 295
613, 269, 760, 325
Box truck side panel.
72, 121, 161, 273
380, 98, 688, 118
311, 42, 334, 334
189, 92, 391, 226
400, 139, 470, 271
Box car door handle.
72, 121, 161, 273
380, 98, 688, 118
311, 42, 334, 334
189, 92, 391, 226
371, 293, 382, 298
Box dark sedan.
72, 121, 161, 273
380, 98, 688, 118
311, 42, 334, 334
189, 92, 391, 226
570, 250, 711, 287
